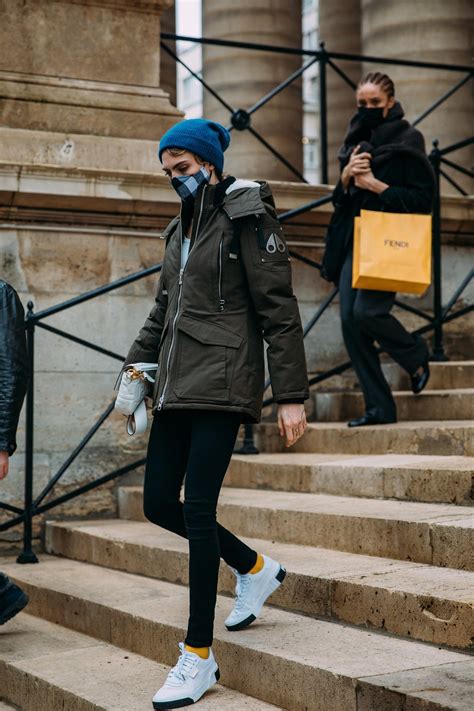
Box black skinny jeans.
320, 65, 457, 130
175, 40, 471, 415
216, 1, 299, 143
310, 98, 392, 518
339, 251, 428, 421
143, 409, 258, 648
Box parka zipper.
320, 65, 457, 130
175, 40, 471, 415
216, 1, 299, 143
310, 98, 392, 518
218, 236, 225, 311
157, 185, 207, 411
157, 267, 184, 411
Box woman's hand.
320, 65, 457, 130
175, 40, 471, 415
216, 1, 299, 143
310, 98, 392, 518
354, 169, 389, 194
0, 451, 9, 480
277, 404, 307, 448
341, 145, 372, 188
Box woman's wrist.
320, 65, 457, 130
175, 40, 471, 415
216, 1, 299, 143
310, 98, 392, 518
341, 167, 351, 189
277, 399, 305, 405
368, 176, 389, 194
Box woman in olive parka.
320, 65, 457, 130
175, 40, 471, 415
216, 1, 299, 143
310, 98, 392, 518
122, 119, 309, 709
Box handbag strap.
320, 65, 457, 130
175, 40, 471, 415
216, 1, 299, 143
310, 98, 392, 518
126, 400, 148, 436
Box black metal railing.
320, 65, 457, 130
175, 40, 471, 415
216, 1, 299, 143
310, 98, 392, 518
1, 33, 472, 559
161, 32, 473, 185
0, 264, 163, 562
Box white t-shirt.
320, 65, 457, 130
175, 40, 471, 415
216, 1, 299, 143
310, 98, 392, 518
181, 236, 191, 270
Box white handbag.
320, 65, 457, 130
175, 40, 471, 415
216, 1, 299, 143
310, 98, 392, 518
114, 362, 158, 436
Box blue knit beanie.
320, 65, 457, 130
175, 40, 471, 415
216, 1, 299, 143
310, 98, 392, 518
158, 119, 231, 174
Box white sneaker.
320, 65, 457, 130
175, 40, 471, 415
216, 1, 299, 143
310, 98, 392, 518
225, 555, 286, 631
152, 642, 220, 709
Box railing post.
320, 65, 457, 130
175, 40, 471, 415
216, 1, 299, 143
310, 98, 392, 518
236, 423, 259, 455
319, 42, 329, 185
17, 302, 39, 564
429, 141, 448, 361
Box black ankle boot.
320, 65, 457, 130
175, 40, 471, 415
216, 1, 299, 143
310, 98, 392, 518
0, 575, 29, 625
411, 361, 430, 394
348, 413, 397, 428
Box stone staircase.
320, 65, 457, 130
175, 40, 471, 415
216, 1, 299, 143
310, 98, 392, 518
313, 361, 474, 422
1, 361, 473, 710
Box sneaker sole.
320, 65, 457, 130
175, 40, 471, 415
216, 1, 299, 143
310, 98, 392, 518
225, 566, 286, 632
152, 668, 220, 709
225, 613, 257, 632
0, 590, 29, 626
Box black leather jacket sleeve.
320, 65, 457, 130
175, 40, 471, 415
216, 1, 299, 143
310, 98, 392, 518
0, 282, 29, 455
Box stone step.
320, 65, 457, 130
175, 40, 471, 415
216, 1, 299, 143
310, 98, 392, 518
313, 389, 474, 422
0, 702, 18, 710
381, 360, 474, 392
318, 361, 474, 393
2, 557, 472, 711
0, 613, 275, 711
255, 421, 474, 456
226, 453, 474, 504
118, 487, 473, 570
46, 519, 474, 649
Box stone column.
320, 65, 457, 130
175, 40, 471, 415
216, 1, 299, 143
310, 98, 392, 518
361, 0, 473, 194
160, 3, 178, 108
0, 0, 181, 170
318, 0, 362, 185
202, 0, 303, 181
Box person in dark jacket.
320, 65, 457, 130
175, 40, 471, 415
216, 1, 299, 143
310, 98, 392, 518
119, 119, 309, 708
0, 280, 29, 624
322, 72, 435, 427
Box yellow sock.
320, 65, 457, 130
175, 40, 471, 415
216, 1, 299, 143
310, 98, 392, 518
185, 644, 209, 660
248, 553, 264, 574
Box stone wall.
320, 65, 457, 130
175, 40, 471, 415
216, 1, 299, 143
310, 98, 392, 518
0, 0, 179, 140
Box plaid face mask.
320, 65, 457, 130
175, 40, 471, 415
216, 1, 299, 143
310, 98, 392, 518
171, 167, 210, 202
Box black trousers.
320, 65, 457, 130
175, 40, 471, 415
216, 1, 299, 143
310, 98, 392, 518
143, 409, 258, 648
339, 251, 428, 421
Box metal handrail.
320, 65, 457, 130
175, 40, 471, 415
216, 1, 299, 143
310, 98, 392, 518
163, 33, 473, 73
30, 263, 163, 323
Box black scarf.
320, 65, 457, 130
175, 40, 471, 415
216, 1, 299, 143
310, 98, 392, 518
338, 102, 425, 164
337, 101, 434, 198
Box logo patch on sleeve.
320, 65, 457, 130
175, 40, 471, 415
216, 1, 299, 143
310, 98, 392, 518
266, 232, 286, 254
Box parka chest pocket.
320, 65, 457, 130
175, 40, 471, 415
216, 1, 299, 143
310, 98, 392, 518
174, 315, 243, 402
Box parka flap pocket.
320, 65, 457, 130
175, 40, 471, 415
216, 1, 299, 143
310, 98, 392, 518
177, 315, 242, 349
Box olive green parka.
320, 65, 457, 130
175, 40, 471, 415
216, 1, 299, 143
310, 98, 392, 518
124, 177, 309, 422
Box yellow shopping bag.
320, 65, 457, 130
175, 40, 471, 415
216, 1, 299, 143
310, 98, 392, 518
353, 209, 432, 294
